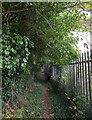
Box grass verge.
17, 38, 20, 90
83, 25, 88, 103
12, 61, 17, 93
46, 80, 72, 119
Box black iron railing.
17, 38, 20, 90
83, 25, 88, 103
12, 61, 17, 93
47, 51, 92, 116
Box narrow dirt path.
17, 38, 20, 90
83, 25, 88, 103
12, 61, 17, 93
41, 73, 54, 119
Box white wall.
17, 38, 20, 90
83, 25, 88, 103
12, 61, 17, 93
71, 31, 90, 57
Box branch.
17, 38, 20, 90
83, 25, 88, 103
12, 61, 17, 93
36, 10, 54, 31
2, 6, 52, 34
79, 5, 92, 12
2, 8, 29, 15
2, 2, 82, 15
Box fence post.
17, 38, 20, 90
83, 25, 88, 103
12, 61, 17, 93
91, 50, 92, 74
84, 52, 88, 102
69, 65, 71, 82
90, 11, 92, 119
82, 53, 85, 107
73, 62, 75, 95
60, 67, 61, 79
80, 57, 83, 108
78, 60, 79, 96
87, 51, 92, 114
74, 62, 76, 95
76, 61, 78, 96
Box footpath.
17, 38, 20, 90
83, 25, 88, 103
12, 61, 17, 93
41, 73, 54, 119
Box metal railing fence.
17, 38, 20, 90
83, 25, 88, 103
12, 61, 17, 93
47, 51, 92, 116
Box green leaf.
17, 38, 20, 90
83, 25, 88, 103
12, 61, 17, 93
4, 50, 9, 55
74, 106, 77, 110
20, 41, 23, 45
25, 48, 28, 52
72, 98, 76, 102
0, 38, 2, 42
23, 58, 27, 63
13, 61, 16, 64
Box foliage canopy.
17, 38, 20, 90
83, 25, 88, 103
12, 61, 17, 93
1, 2, 89, 102
2, 2, 88, 74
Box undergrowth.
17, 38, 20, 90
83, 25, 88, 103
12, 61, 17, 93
2, 72, 43, 119
46, 78, 90, 120
46, 80, 72, 119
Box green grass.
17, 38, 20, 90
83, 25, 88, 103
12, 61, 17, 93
46, 81, 72, 119
23, 81, 43, 118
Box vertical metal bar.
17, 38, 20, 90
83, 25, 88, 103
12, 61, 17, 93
82, 53, 85, 107
80, 57, 82, 108
55, 66, 56, 79
70, 71, 71, 81
76, 61, 77, 96
87, 51, 91, 108
60, 67, 61, 79
78, 60, 79, 96
72, 64, 74, 89
70, 65, 71, 82
74, 62, 75, 94
90, 11, 92, 119
54, 66, 56, 79
91, 50, 92, 73
84, 52, 88, 102
59, 70, 60, 80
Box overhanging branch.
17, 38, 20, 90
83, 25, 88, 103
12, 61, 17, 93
2, 2, 83, 15
36, 10, 54, 31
